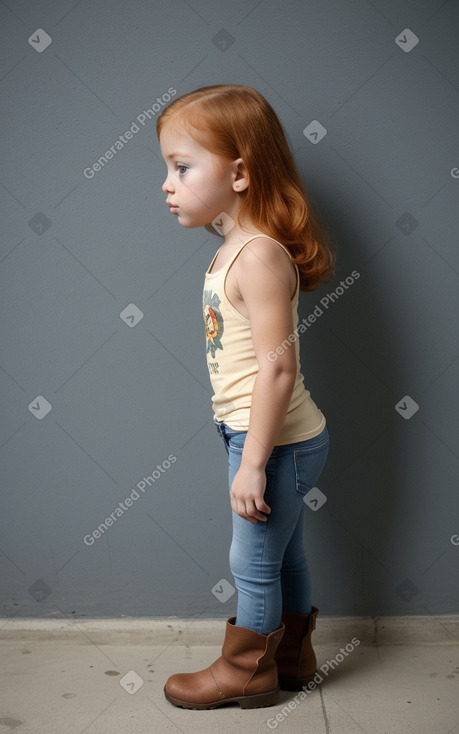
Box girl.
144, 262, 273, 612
157, 84, 335, 710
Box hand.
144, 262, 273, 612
230, 465, 271, 524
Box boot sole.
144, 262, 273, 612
164, 685, 280, 710
278, 671, 317, 691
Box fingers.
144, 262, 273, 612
231, 496, 271, 524
257, 499, 271, 515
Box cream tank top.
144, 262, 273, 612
203, 235, 326, 446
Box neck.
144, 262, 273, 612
222, 219, 265, 248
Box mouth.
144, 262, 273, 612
168, 206, 179, 213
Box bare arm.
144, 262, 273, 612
229, 239, 298, 523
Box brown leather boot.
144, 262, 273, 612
164, 617, 285, 709
275, 607, 319, 690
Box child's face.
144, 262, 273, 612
159, 123, 239, 229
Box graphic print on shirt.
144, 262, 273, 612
203, 289, 224, 368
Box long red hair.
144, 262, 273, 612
156, 84, 335, 291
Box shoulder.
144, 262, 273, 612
235, 237, 296, 293
239, 236, 291, 265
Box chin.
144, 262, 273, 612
178, 221, 198, 229
177, 217, 202, 229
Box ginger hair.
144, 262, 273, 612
156, 84, 335, 291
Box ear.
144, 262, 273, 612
231, 157, 249, 192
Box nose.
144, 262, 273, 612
162, 170, 175, 194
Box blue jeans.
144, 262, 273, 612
215, 420, 329, 635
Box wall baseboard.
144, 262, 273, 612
1, 615, 458, 645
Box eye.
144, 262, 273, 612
177, 164, 188, 175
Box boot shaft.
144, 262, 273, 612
275, 607, 319, 689
220, 617, 285, 696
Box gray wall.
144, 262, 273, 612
1, 0, 458, 620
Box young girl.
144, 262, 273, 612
157, 84, 335, 710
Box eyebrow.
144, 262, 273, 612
165, 152, 192, 160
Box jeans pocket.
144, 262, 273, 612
227, 430, 247, 451
293, 436, 329, 496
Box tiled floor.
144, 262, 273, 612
1, 616, 458, 733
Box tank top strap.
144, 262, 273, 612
249, 235, 293, 260
223, 234, 295, 271
206, 246, 221, 273
228, 235, 299, 296
206, 235, 299, 295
